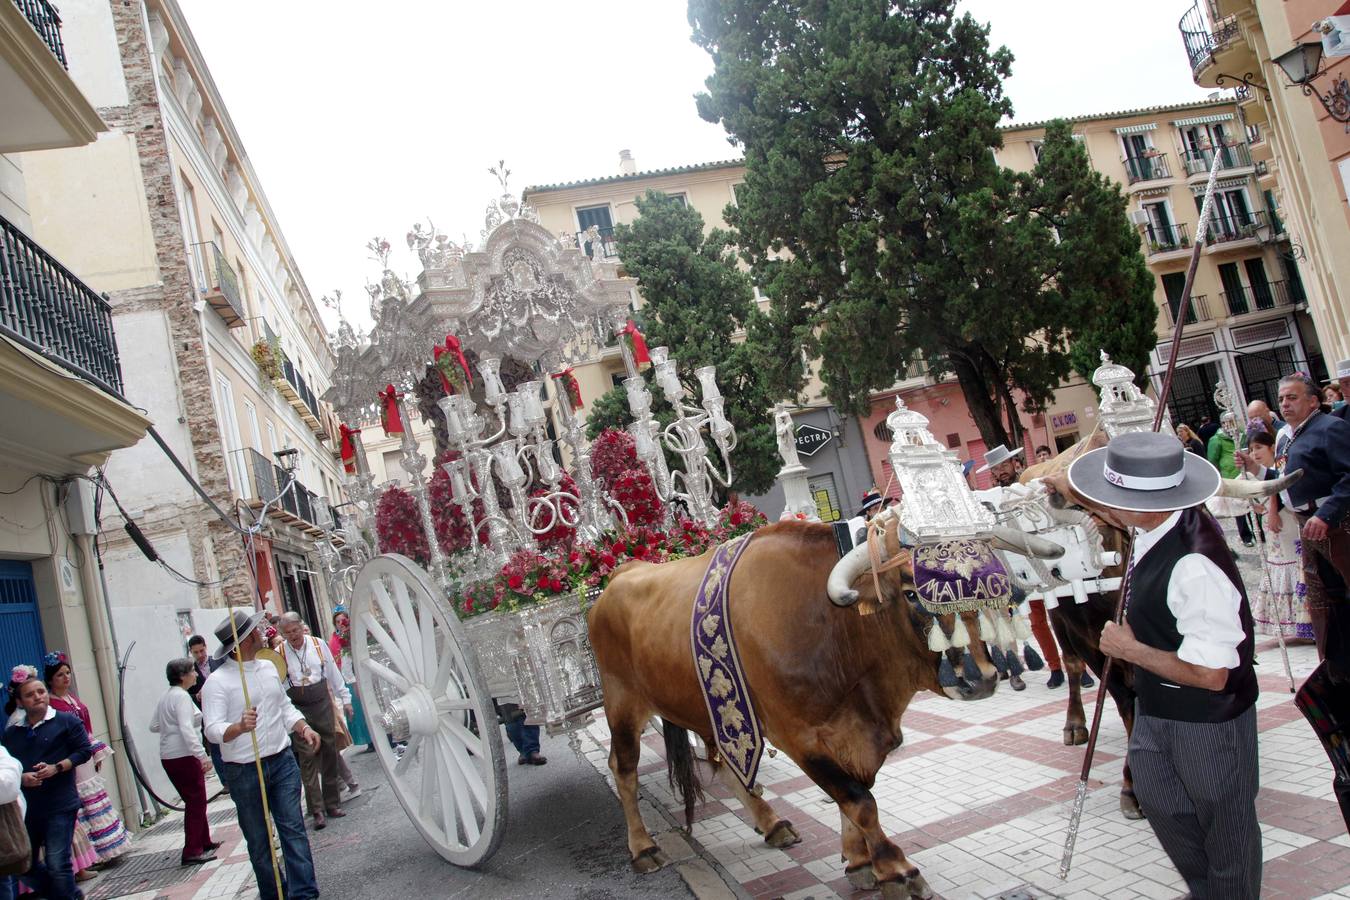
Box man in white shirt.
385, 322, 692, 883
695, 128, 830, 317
0, 743, 22, 900
202, 611, 321, 900
278, 612, 351, 829
1069, 431, 1261, 899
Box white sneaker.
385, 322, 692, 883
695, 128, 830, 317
341, 784, 361, 801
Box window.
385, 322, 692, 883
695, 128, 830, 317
576, 205, 613, 232
215, 374, 244, 495
1160, 271, 1195, 325
265, 421, 278, 457
1143, 201, 1176, 247
654, 192, 687, 207
176, 177, 204, 289
1218, 261, 1247, 314
1030, 141, 1044, 162
1243, 258, 1272, 309
243, 399, 262, 450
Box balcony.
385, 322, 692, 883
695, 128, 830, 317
275, 348, 325, 437
236, 448, 333, 538
1182, 143, 1252, 178
0, 0, 104, 152
1204, 210, 1269, 249
1123, 154, 1172, 185
1141, 222, 1191, 258
1221, 280, 1305, 317
0, 214, 149, 472
1178, 2, 1246, 87
577, 226, 619, 259
1162, 293, 1211, 329
191, 241, 244, 328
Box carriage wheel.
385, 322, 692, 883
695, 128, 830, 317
351, 554, 507, 867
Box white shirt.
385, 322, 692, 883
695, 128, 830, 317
0, 743, 23, 815
201, 658, 307, 764
149, 685, 206, 761
282, 636, 350, 706
1130, 510, 1245, 669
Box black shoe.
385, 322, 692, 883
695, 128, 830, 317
517, 752, 548, 766
1009, 674, 1026, 691
1046, 670, 1065, 689
1081, 672, 1095, 688
181, 850, 217, 865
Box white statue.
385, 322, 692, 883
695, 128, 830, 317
774, 403, 801, 469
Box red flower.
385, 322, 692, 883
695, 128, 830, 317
549, 578, 563, 592
536, 574, 550, 590
507, 573, 524, 590
601, 553, 616, 567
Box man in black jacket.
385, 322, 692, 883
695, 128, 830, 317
1070, 432, 1261, 899
1239, 372, 1350, 667
1332, 359, 1350, 422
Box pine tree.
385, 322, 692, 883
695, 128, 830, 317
690, 0, 1158, 447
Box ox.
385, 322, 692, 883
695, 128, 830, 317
588, 514, 1062, 898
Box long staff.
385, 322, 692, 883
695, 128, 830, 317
227, 612, 286, 899
1252, 508, 1297, 693
1059, 150, 1224, 879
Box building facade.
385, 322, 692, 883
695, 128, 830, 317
999, 98, 1321, 430
2, 0, 151, 828
521, 156, 875, 522
12, 0, 347, 634
1178, 0, 1350, 361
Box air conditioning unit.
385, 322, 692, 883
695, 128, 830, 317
1315, 10, 1350, 59
1128, 209, 1151, 226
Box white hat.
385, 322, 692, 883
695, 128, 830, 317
1335, 359, 1350, 380
976, 444, 1023, 474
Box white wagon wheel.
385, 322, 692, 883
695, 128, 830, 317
351, 554, 507, 867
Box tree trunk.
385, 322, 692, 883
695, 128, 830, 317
996, 380, 1025, 448
950, 353, 1012, 449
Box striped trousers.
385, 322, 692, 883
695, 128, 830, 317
1130, 703, 1262, 899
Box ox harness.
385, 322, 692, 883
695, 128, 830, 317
690, 532, 765, 791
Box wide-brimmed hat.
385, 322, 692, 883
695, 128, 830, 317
858, 489, 883, 515
212, 610, 268, 661
1334, 359, 1350, 380
976, 444, 1023, 474
1067, 431, 1220, 513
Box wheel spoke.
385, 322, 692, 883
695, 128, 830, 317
386, 577, 424, 682
419, 590, 439, 690
439, 724, 489, 808
363, 658, 410, 693
394, 734, 422, 778
417, 736, 436, 823
436, 732, 480, 845
360, 611, 415, 682
431, 640, 458, 697
443, 717, 486, 760
436, 696, 475, 713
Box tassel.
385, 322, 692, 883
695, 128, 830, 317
1013, 611, 1032, 642
961, 651, 983, 683
938, 656, 959, 688
927, 621, 951, 653
1008, 651, 1025, 677
1023, 645, 1045, 671
996, 613, 1016, 650
950, 615, 971, 648
989, 644, 1008, 674
978, 611, 996, 643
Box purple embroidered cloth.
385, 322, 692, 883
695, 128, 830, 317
690, 533, 762, 791
912, 538, 1013, 614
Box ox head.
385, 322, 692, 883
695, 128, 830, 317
824, 507, 1065, 701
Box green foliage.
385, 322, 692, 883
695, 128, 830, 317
690, 0, 1159, 447
584, 190, 779, 495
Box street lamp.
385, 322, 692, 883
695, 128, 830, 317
1273, 41, 1350, 122
273, 447, 299, 475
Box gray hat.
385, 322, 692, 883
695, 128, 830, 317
976, 444, 1023, 474
1335, 359, 1350, 380
1067, 431, 1220, 513
212, 609, 268, 661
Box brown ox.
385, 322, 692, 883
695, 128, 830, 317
589, 518, 1029, 899
1019, 432, 1299, 818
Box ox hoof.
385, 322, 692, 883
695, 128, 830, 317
1120, 792, 1145, 820
845, 864, 878, 891
764, 820, 801, 849
1063, 725, 1089, 746
880, 875, 933, 900
630, 846, 669, 874
906, 873, 935, 899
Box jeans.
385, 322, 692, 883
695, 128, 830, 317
1234, 514, 1254, 544
505, 719, 541, 758
0, 875, 12, 900
223, 751, 318, 900
20, 808, 78, 900
207, 736, 226, 785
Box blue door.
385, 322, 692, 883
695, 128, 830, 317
0, 560, 46, 674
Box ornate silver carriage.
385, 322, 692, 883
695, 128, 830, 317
321, 179, 738, 867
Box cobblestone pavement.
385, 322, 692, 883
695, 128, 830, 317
572, 530, 1349, 900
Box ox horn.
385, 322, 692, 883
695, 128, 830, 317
1217, 468, 1303, 500
985, 526, 1065, 560
826, 542, 874, 607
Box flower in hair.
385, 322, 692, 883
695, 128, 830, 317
43, 651, 68, 669
10, 665, 37, 686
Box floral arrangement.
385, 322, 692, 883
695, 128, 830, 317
375, 485, 430, 565
250, 338, 281, 380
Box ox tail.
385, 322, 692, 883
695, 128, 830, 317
662, 719, 705, 831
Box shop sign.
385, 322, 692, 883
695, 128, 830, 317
1051, 412, 1078, 432
794, 424, 833, 457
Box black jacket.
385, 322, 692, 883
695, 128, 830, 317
1269, 411, 1350, 525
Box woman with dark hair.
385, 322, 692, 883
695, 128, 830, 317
44, 652, 130, 867
328, 609, 371, 752
149, 658, 217, 865
1247, 430, 1314, 641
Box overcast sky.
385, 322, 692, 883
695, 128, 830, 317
176, 0, 1214, 334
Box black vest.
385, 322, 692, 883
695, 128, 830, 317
1125, 508, 1258, 723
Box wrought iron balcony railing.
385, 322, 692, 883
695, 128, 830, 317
577, 225, 619, 259
1141, 222, 1191, 255
1123, 154, 1172, 184
0, 214, 124, 397
13, 0, 67, 68
191, 241, 244, 327
1182, 142, 1252, 176
238, 448, 327, 531
1205, 210, 1268, 245
1221, 279, 1303, 316
1178, 2, 1239, 74
1163, 293, 1209, 328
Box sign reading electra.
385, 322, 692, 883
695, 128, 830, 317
794, 424, 833, 457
